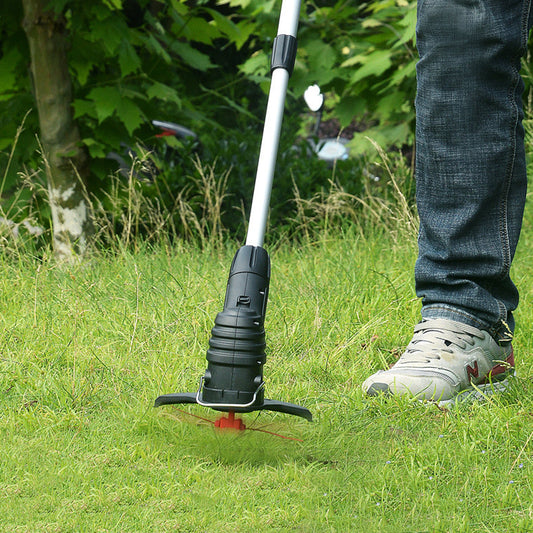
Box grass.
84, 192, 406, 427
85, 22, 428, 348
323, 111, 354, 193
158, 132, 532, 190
0, 218, 531, 532
0, 148, 532, 531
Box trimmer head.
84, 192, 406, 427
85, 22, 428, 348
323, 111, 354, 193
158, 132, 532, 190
154, 246, 312, 429
154, 393, 312, 429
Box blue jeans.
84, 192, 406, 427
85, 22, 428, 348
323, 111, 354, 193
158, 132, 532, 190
415, 0, 533, 342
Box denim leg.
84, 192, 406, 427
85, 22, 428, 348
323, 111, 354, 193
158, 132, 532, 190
415, 0, 532, 341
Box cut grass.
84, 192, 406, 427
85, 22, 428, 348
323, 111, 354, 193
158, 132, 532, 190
0, 224, 532, 532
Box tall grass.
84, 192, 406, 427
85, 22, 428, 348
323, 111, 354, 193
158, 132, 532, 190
290, 143, 417, 244
89, 155, 231, 252
0, 120, 417, 258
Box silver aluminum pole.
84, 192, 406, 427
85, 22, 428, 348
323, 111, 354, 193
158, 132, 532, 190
245, 0, 301, 247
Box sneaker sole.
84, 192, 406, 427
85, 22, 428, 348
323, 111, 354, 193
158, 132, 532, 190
436, 373, 515, 407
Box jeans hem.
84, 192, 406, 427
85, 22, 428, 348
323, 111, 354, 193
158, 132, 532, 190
421, 304, 513, 344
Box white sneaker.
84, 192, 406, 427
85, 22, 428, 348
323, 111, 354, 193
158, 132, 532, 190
362, 318, 515, 404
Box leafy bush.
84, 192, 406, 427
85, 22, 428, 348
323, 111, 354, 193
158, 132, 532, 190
110, 107, 366, 242
235, 0, 417, 152
0, 0, 417, 245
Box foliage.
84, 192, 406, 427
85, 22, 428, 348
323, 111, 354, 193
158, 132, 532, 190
0, 0, 259, 191
234, 0, 417, 152
0, 0, 417, 243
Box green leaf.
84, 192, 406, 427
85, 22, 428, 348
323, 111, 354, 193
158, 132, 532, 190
73, 99, 96, 120
71, 60, 94, 87
171, 42, 214, 71
88, 16, 128, 55
145, 34, 172, 64
182, 15, 221, 45
348, 122, 411, 156
146, 82, 181, 107
0, 70, 17, 96
340, 51, 367, 69
116, 98, 144, 136
300, 39, 338, 86
82, 138, 107, 158
388, 61, 416, 87
216, 0, 252, 8
205, 8, 241, 42
349, 50, 393, 84
0, 48, 22, 93
169, 0, 188, 16
374, 91, 408, 122
102, 0, 122, 10
0, 138, 12, 150
118, 41, 141, 77
361, 19, 382, 29
232, 21, 255, 50
69, 34, 102, 86
399, 6, 417, 45
336, 96, 367, 128
119, 88, 148, 102
87, 87, 122, 123
239, 51, 268, 77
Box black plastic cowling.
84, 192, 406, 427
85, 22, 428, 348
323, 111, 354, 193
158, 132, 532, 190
201, 245, 269, 409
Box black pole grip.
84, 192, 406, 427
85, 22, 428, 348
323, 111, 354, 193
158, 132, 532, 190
271, 34, 297, 76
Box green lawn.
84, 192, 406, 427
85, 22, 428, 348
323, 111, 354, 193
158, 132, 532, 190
0, 220, 532, 532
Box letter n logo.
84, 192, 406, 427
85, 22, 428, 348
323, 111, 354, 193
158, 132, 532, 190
466, 361, 479, 380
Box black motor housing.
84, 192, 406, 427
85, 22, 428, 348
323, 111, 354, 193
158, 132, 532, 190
201, 245, 269, 410
153, 242, 312, 421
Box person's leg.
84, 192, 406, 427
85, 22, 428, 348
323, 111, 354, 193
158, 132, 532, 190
415, 0, 532, 342
363, 0, 532, 401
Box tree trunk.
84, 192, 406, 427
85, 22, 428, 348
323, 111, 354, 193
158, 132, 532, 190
22, 0, 92, 260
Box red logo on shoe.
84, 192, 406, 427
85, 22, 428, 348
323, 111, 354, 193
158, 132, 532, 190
466, 361, 479, 380
488, 350, 515, 379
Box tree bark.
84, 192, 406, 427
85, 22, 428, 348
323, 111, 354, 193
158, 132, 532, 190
22, 0, 92, 260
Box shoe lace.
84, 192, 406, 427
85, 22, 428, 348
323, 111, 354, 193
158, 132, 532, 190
403, 319, 485, 361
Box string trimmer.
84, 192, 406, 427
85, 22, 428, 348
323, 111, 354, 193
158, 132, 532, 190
155, 0, 312, 430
